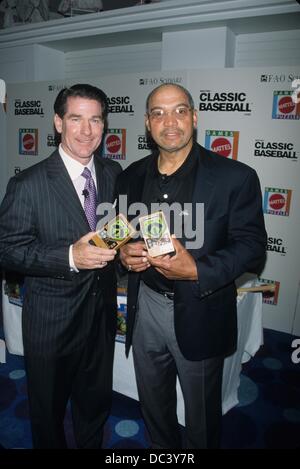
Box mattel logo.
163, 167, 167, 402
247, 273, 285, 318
205, 130, 239, 159
259, 278, 280, 306
272, 91, 300, 120
263, 187, 292, 217
103, 129, 126, 160
19, 129, 38, 156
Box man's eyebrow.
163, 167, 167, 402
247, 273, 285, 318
66, 113, 102, 118
149, 103, 190, 111
67, 113, 81, 118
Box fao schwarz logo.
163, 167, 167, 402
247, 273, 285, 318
263, 187, 292, 217
19, 129, 38, 156
48, 84, 67, 92
272, 91, 300, 120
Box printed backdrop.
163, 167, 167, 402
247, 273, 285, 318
5, 67, 300, 335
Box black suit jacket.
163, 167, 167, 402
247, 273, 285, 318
117, 143, 267, 361
0, 150, 122, 357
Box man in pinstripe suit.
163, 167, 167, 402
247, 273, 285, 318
0, 84, 122, 448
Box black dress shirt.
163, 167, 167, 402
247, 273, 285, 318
141, 143, 199, 293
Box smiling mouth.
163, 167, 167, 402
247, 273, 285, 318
163, 132, 181, 138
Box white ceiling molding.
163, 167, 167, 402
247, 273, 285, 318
0, 0, 299, 50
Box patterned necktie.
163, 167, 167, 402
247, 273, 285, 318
81, 167, 97, 231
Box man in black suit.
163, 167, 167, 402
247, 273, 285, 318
117, 83, 267, 449
0, 84, 122, 448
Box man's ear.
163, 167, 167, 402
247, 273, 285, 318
54, 114, 62, 134
193, 109, 198, 129
145, 114, 150, 132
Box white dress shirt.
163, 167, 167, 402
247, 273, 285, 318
59, 144, 98, 271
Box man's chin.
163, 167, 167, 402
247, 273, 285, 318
159, 143, 184, 153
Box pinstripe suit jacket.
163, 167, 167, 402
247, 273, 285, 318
0, 150, 122, 357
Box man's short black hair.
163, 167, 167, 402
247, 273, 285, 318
54, 83, 108, 123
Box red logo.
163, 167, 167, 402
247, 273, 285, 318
278, 96, 295, 114
211, 137, 232, 157
106, 135, 121, 154
269, 193, 285, 210
22, 133, 35, 151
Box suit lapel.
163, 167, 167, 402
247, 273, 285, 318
129, 157, 149, 204
46, 151, 90, 232
94, 155, 107, 204
192, 145, 216, 217
181, 145, 216, 256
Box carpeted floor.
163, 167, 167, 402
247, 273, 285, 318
0, 328, 299, 449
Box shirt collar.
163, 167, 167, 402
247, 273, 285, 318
148, 142, 198, 179
59, 144, 96, 181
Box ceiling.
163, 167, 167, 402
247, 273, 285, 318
0, 1, 299, 52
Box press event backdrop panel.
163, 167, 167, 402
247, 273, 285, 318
5, 67, 300, 335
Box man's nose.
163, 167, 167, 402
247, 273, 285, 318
81, 120, 92, 134
163, 111, 178, 126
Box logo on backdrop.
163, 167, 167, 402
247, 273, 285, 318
260, 73, 300, 83
139, 76, 183, 86
19, 129, 38, 156
205, 130, 239, 159
258, 278, 280, 306
14, 99, 44, 116
48, 84, 68, 92
263, 188, 292, 217
254, 140, 298, 160
14, 166, 22, 175
267, 237, 287, 255
272, 91, 300, 119
261, 74, 286, 83
108, 96, 134, 114
198, 91, 252, 113
47, 133, 56, 147
103, 129, 126, 160
137, 135, 151, 151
